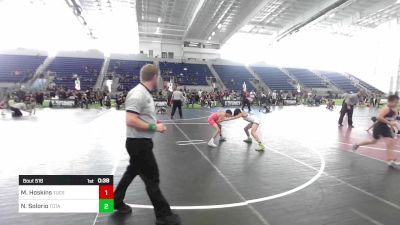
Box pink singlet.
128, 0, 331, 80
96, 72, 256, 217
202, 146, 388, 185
208, 112, 219, 126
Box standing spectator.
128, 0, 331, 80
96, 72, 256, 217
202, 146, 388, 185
104, 95, 111, 109
241, 91, 251, 112
250, 90, 256, 104
35, 92, 44, 106
369, 95, 375, 107
81, 94, 89, 109
187, 92, 195, 108
272, 91, 277, 105
97, 93, 103, 107
116, 95, 123, 110
375, 95, 380, 108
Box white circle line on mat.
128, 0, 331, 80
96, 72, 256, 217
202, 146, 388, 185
127, 146, 326, 210
159, 116, 210, 122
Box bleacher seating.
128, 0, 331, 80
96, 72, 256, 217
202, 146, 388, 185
213, 64, 255, 91
0, 53, 383, 95
285, 68, 327, 88
319, 71, 359, 93
0, 54, 46, 83
159, 62, 212, 86
251, 66, 295, 91
47, 57, 104, 90
108, 59, 152, 91
349, 74, 383, 94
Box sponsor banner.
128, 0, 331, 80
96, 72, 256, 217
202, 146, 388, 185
379, 99, 387, 105
223, 100, 241, 107
49, 99, 75, 108
284, 99, 297, 105
154, 100, 168, 107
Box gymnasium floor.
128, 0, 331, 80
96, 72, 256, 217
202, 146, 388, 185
1, 105, 400, 225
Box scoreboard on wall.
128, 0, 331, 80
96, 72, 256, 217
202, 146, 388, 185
19, 175, 114, 213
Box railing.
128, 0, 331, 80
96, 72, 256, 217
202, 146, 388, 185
246, 66, 271, 93
206, 63, 226, 90
95, 57, 110, 90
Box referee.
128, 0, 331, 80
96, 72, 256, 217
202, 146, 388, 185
114, 64, 181, 225
338, 90, 364, 128
170, 88, 184, 119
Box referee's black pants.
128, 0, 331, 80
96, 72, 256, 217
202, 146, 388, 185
171, 100, 182, 118
242, 99, 251, 112
338, 102, 354, 126
114, 138, 172, 219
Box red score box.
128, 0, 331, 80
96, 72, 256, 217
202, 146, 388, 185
99, 185, 114, 199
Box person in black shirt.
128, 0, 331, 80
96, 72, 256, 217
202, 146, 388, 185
353, 95, 400, 167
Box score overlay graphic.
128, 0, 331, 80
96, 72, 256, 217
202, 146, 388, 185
19, 175, 114, 213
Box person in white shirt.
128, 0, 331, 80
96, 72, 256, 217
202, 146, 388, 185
272, 91, 277, 105
233, 108, 265, 151
114, 64, 181, 224
171, 88, 184, 119
250, 90, 256, 99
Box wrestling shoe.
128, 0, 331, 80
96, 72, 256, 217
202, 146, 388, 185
208, 141, 217, 148
243, 138, 252, 143
114, 202, 132, 214
255, 143, 265, 152
219, 137, 226, 142
387, 160, 400, 167
352, 144, 359, 151
156, 213, 181, 225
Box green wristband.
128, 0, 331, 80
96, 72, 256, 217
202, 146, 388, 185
148, 123, 157, 132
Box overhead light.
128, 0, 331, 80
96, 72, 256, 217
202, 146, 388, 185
158, 17, 162, 23
217, 24, 222, 29
208, 36, 211, 40
397, 0, 400, 3
156, 27, 160, 34
211, 31, 215, 36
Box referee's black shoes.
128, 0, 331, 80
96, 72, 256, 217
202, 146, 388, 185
114, 202, 132, 214
156, 213, 181, 225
